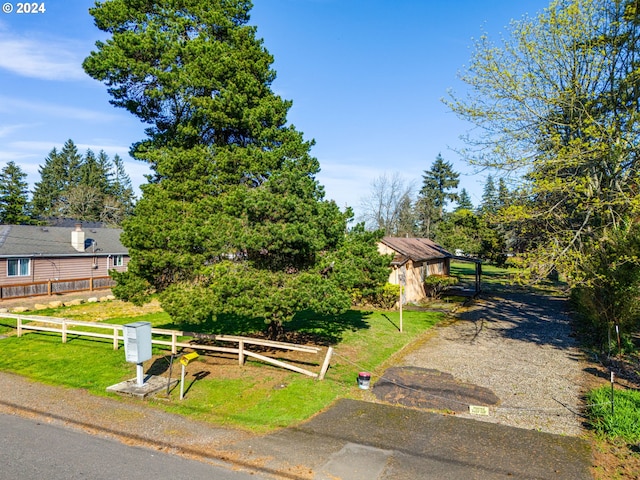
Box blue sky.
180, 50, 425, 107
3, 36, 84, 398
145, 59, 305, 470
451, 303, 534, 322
0, 0, 550, 218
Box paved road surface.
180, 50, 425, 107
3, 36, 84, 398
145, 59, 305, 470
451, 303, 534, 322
0, 413, 255, 480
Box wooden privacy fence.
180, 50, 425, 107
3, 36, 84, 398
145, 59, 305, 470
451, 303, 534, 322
0, 276, 115, 300
2, 313, 333, 380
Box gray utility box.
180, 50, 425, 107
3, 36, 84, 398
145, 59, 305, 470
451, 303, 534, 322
123, 321, 152, 364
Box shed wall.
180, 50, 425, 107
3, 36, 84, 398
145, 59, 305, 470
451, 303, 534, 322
378, 242, 451, 303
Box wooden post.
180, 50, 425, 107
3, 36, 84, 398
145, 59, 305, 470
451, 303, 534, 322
400, 285, 404, 333
113, 327, 119, 350
90, 278, 94, 292
238, 340, 245, 366
17, 318, 22, 337
62, 320, 67, 344
47, 281, 52, 296
171, 332, 177, 354
399, 264, 406, 333
318, 347, 333, 381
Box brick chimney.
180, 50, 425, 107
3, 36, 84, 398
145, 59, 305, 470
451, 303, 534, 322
71, 223, 85, 252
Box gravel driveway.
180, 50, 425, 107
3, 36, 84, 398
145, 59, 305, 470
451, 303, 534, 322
385, 289, 587, 436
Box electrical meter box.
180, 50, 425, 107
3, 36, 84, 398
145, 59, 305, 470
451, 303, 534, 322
122, 321, 152, 364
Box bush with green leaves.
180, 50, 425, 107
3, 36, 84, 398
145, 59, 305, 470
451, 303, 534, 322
424, 275, 458, 299
569, 224, 640, 352
375, 283, 400, 309
350, 283, 400, 310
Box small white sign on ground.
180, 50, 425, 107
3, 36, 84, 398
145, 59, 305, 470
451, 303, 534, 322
469, 405, 490, 416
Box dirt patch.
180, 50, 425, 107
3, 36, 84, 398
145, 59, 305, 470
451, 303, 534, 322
0, 290, 163, 321
372, 366, 499, 412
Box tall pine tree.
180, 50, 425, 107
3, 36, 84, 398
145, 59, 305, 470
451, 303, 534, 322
32, 141, 135, 225
0, 162, 33, 224
31, 139, 83, 219
480, 175, 498, 214
417, 154, 459, 238
455, 188, 474, 211
83, 0, 388, 336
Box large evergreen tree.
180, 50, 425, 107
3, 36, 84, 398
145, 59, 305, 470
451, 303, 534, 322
480, 175, 498, 214
32, 141, 135, 225
84, 0, 388, 336
101, 154, 136, 225
60, 149, 112, 221
417, 154, 459, 238
496, 178, 511, 210
455, 188, 474, 212
31, 140, 83, 218
0, 161, 33, 224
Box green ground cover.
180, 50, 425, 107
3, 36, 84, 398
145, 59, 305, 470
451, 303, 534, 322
0, 317, 16, 335
0, 305, 442, 432
587, 386, 640, 444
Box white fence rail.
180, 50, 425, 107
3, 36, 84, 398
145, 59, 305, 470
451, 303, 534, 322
1, 313, 333, 380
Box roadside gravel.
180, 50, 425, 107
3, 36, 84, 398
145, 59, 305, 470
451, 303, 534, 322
395, 289, 587, 436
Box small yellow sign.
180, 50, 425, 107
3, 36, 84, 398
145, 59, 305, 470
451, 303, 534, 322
180, 352, 199, 366
469, 405, 490, 416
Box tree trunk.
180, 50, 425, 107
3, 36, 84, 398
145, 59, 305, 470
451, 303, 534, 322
266, 319, 285, 341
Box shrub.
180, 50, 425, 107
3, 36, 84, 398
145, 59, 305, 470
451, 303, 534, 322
504, 256, 526, 269
350, 283, 399, 309
571, 284, 640, 354
375, 283, 400, 309
424, 275, 458, 299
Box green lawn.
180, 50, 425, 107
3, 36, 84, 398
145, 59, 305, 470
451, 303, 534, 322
451, 261, 518, 288
0, 305, 442, 432
0, 317, 17, 335
587, 386, 640, 443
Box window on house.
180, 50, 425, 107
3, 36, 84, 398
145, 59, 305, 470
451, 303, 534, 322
112, 255, 124, 267
8, 258, 30, 277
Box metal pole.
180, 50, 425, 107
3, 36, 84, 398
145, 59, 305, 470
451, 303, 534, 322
136, 362, 144, 387
166, 354, 175, 395
610, 371, 615, 415
180, 363, 186, 400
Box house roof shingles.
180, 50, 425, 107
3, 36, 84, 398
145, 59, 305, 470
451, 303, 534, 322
0, 225, 127, 257
380, 236, 452, 266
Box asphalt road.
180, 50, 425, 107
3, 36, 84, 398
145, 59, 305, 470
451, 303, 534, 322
0, 413, 256, 480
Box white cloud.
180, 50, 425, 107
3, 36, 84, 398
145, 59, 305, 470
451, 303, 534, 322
0, 33, 86, 81
0, 123, 34, 138
0, 96, 117, 122
0, 150, 41, 174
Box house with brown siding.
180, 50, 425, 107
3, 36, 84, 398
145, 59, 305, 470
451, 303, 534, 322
378, 236, 481, 303
0, 224, 128, 299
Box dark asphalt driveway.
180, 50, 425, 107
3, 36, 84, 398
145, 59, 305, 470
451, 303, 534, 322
232, 398, 592, 480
